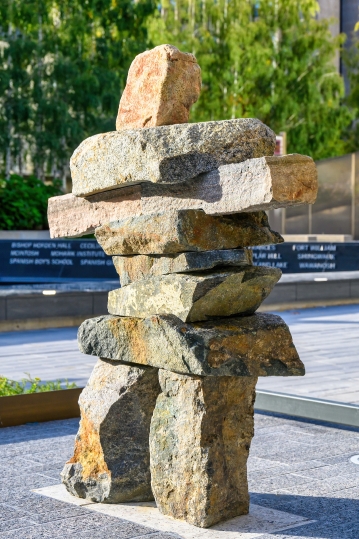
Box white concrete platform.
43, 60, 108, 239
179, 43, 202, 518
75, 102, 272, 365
34, 484, 313, 539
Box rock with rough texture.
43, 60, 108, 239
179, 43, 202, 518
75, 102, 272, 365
141, 154, 318, 215
78, 313, 304, 377
96, 210, 283, 255
113, 248, 253, 286
70, 119, 275, 196
107, 266, 281, 322
47, 188, 141, 238
116, 44, 201, 130
61, 359, 160, 503
150, 370, 257, 527
48, 154, 317, 238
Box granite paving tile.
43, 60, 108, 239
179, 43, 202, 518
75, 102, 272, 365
5, 493, 86, 513
60, 526, 177, 539
22, 507, 94, 525
248, 473, 314, 492
273, 473, 359, 496
256, 517, 359, 539
0, 517, 38, 533
250, 491, 359, 524
248, 460, 328, 482
2, 413, 359, 538
295, 461, 359, 480
0, 527, 53, 539
0, 505, 28, 522
33, 512, 155, 536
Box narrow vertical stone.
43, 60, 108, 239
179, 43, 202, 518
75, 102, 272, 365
149, 370, 258, 528
62, 359, 160, 503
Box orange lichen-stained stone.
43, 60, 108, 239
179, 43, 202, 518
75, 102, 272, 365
116, 44, 201, 130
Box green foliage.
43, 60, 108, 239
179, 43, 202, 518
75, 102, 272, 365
0, 0, 155, 179
343, 37, 359, 152
148, 0, 353, 160
0, 0, 355, 171
0, 174, 62, 230
0, 373, 77, 396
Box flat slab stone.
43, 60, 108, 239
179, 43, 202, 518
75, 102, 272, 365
141, 154, 318, 216
61, 359, 160, 503
78, 312, 304, 377
113, 248, 253, 286
150, 371, 257, 527
96, 210, 283, 255
47, 188, 141, 238
70, 119, 275, 196
116, 44, 201, 130
107, 266, 281, 322
48, 154, 317, 238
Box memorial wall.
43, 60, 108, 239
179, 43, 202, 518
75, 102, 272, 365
0, 239, 358, 282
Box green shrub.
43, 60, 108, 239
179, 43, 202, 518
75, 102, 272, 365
0, 373, 77, 396
0, 175, 63, 230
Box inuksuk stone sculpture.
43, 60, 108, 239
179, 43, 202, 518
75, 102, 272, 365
47, 44, 318, 528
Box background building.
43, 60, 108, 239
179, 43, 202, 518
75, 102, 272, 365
318, 0, 359, 87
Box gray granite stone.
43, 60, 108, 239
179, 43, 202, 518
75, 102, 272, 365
150, 371, 257, 527
70, 119, 275, 196
96, 210, 283, 255
62, 360, 160, 503
78, 312, 304, 377
49, 153, 317, 238
113, 248, 252, 286
107, 266, 281, 322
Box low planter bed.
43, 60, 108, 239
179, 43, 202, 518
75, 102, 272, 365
0, 388, 82, 427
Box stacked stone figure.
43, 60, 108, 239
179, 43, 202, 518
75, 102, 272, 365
47, 44, 318, 528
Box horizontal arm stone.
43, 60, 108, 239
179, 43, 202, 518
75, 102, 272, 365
77, 312, 304, 377
141, 154, 318, 215
48, 154, 317, 238
47, 188, 141, 238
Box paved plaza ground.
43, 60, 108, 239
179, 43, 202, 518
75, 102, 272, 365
1, 304, 359, 404
1, 413, 359, 538
1, 304, 359, 537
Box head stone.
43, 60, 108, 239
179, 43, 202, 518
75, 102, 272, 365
116, 44, 202, 130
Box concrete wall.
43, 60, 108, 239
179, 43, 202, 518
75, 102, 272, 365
0, 290, 108, 331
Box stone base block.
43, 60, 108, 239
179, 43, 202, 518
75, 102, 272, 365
150, 370, 258, 528
61, 359, 160, 503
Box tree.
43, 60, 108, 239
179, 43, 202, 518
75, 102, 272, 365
0, 0, 155, 182
343, 28, 359, 153
148, 0, 353, 160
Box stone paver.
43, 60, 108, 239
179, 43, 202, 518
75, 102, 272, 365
257, 304, 359, 404
0, 328, 92, 387
0, 414, 359, 538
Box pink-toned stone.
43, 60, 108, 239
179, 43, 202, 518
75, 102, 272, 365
116, 44, 201, 130
48, 155, 317, 239
47, 188, 141, 238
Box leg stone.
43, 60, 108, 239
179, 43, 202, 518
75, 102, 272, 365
149, 370, 258, 528
62, 359, 160, 503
